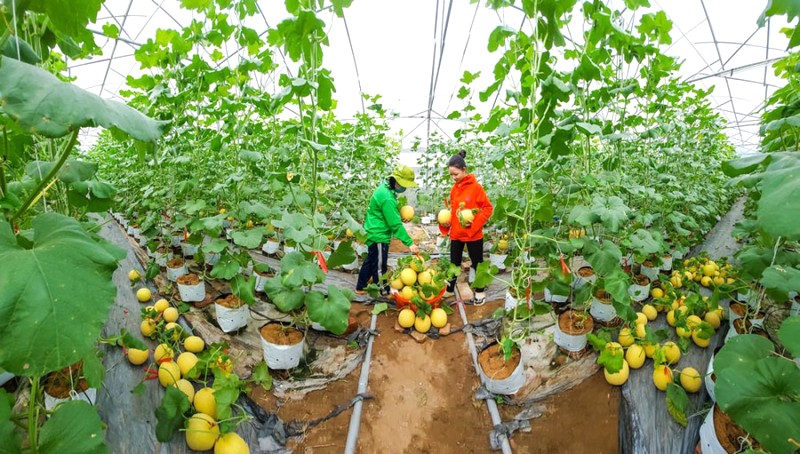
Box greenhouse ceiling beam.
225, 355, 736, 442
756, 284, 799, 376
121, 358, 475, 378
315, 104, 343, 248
721, 75, 780, 89
150, 0, 185, 30
763, 19, 771, 108
101, 3, 135, 41
443, 1, 480, 116
699, 0, 743, 143
67, 53, 136, 70
424, 0, 444, 142
98, 0, 134, 98
256, 1, 293, 77
695, 41, 784, 53
342, 13, 365, 114
686, 57, 785, 83
88, 29, 141, 47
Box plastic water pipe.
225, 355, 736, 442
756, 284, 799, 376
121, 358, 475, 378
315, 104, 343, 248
456, 299, 513, 454
344, 312, 378, 454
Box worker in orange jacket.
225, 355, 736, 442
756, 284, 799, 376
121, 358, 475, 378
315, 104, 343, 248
439, 150, 493, 305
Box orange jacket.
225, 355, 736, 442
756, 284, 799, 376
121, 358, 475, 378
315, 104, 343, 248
439, 174, 493, 242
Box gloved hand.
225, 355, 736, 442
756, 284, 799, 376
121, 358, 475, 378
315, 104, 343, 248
409, 244, 420, 254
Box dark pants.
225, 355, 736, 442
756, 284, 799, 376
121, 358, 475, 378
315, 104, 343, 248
449, 238, 485, 292
356, 242, 390, 291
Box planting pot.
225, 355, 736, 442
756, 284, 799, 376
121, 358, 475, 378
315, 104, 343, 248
171, 234, 183, 248
260, 324, 305, 370
706, 354, 716, 401
215, 302, 249, 333
166, 260, 188, 282
619, 253, 635, 267
254, 272, 272, 292
590, 294, 617, 322
420, 215, 432, 225
504, 290, 521, 311
477, 344, 525, 395
177, 275, 205, 302
483, 241, 494, 253
262, 240, 280, 255
728, 302, 765, 329
628, 276, 651, 302
0, 371, 13, 387
554, 311, 594, 352
699, 405, 757, 454
639, 262, 660, 281
544, 288, 569, 303
572, 266, 596, 289
283, 244, 297, 255
204, 251, 220, 266
660, 255, 673, 271
354, 243, 368, 256
792, 298, 800, 316
489, 253, 508, 270
44, 388, 97, 411
341, 257, 359, 271
699, 406, 727, 454
153, 250, 173, 267
181, 242, 199, 257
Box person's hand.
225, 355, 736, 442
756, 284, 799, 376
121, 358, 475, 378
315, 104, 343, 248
441, 222, 450, 228
463, 221, 472, 228
409, 244, 420, 254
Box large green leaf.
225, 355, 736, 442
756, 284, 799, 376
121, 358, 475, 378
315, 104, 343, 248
326, 240, 356, 269
778, 316, 800, 357
271, 212, 315, 244
592, 196, 630, 232
722, 154, 769, 177
1, 36, 41, 64
280, 251, 324, 287
757, 164, 800, 240
154, 386, 191, 443
666, 382, 689, 427
306, 287, 351, 335
27, 0, 103, 36
231, 227, 265, 249
583, 239, 622, 275
759, 265, 800, 302
0, 213, 123, 376
38, 401, 107, 454
714, 334, 775, 372
716, 354, 800, 454
262, 277, 305, 312
0, 390, 19, 454
0, 57, 166, 141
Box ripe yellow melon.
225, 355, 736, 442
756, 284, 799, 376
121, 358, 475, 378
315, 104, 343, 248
642, 304, 658, 321
185, 413, 220, 451
163, 307, 179, 323
184, 336, 205, 353
214, 432, 250, 454
653, 365, 673, 391
400, 268, 417, 286
154, 343, 174, 362
194, 388, 217, 419
604, 360, 630, 386
128, 269, 140, 282
141, 319, 156, 337
136, 288, 152, 302
414, 315, 431, 333
177, 352, 198, 376
158, 361, 181, 387
692, 329, 711, 348
437, 209, 451, 225
459, 209, 475, 224
625, 345, 646, 369
679, 367, 702, 393
127, 348, 149, 366
430, 308, 447, 328
417, 270, 432, 285
154, 298, 169, 312
400, 205, 415, 222
704, 311, 721, 329
618, 328, 635, 347
663, 342, 681, 364
400, 286, 415, 300
398, 309, 415, 328
174, 379, 195, 403
390, 278, 405, 290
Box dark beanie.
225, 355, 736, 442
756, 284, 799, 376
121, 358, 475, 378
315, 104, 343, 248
447, 149, 467, 170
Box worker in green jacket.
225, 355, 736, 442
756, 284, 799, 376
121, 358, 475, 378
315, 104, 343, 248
356, 165, 420, 295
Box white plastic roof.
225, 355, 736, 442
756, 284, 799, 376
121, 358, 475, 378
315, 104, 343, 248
70, 0, 791, 154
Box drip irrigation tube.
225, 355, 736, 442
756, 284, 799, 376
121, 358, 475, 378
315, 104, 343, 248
344, 312, 378, 454
456, 298, 513, 454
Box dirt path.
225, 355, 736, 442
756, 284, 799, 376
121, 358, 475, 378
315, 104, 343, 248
358, 306, 494, 453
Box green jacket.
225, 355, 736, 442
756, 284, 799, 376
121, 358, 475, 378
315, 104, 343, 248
363, 181, 413, 246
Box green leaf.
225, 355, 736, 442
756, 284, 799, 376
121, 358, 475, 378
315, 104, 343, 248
101, 23, 119, 39
280, 251, 325, 287
272, 212, 315, 244
262, 278, 305, 312
28, 0, 103, 36
473, 261, 497, 289
212, 369, 243, 424
487, 25, 515, 52
327, 240, 356, 269
638, 11, 672, 45
180, 0, 212, 10
251, 361, 272, 391
154, 386, 191, 443
575, 122, 602, 136
758, 0, 800, 26
372, 302, 388, 315
592, 196, 630, 233
331, 0, 354, 17
231, 227, 265, 249
597, 345, 624, 374
306, 287, 351, 335
210, 254, 241, 280
583, 240, 622, 275
1, 36, 41, 64
0, 213, 122, 376
0, 390, 20, 454
230, 274, 256, 306
759, 265, 800, 302
624, 229, 661, 256
757, 164, 800, 240
0, 57, 167, 141
39, 401, 107, 454
716, 353, 800, 454
666, 382, 689, 427
778, 316, 800, 357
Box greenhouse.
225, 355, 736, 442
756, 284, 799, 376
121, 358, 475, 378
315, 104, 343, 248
0, 0, 799, 453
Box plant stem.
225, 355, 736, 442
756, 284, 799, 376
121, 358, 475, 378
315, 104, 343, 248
11, 129, 80, 222
28, 376, 40, 454
0, 128, 7, 200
